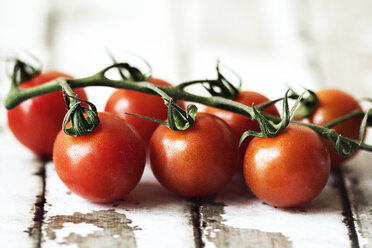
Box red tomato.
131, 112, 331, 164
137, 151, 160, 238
244, 124, 331, 207
105, 78, 185, 145
307, 89, 364, 167
53, 112, 146, 203
149, 112, 237, 197
7, 71, 88, 158
205, 91, 280, 170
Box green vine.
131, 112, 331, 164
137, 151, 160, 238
4, 62, 372, 157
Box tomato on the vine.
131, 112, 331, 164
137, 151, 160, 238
53, 112, 146, 203
244, 124, 331, 207
7, 71, 88, 158
105, 78, 185, 144
149, 112, 237, 197
307, 89, 364, 166
205, 91, 280, 170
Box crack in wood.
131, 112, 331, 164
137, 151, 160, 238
200, 198, 293, 248
334, 168, 360, 248
43, 210, 139, 248
344, 167, 372, 247
25, 161, 47, 248
188, 175, 292, 248
189, 198, 205, 248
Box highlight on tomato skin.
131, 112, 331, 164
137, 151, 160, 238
306, 89, 364, 167
205, 91, 280, 171
243, 124, 331, 208
53, 112, 146, 203
149, 112, 237, 198
105, 77, 185, 145
7, 71, 88, 158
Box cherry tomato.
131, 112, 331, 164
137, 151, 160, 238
105, 78, 185, 144
205, 91, 280, 170
53, 112, 146, 203
149, 112, 237, 197
307, 89, 364, 167
7, 71, 88, 158
244, 124, 331, 207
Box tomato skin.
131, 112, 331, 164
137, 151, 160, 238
105, 78, 185, 144
205, 91, 280, 170
307, 89, 364, 167
53, 112, 146, 203
244, 124, 331, 207
7, 71, 88, 158
149, 113, 237, 197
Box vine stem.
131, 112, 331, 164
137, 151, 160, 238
325, 110, 364, 128
59, 79, 74, 98
5, 64, 254, 117
4, 63, 372, 152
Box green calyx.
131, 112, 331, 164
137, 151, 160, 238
291, 89, 318, 119
11, 59, 41, 85
177, 61, 241, 100
202, 61, 241, 99
239, 90, 307, 146
108, 51, 151, 82
125, 81, 198, 131
62, 93, 100, 137
60, 79, 100, 137
329, 108, 371, 157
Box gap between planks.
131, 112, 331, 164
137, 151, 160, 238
190, 198, 205, 248
28, 160, 47, 248
335, 168, 360, 248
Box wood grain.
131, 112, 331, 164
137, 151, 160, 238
342, 134, 372, 247
198, 173, 352, 248
42, 164, 195, 248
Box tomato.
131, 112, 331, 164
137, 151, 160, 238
53, 112, 146, 203
243, 124, 331, 207
105, 78, 185, 145
149, 112, 237, 197
205, 91, 280, 170
7, 71, 88, 158
307, 89, 364, 167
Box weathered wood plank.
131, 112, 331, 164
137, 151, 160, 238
0, 130, 45, 247
199, 173, 352, 248
42, 163, 195, 248
343, 133, 372, 248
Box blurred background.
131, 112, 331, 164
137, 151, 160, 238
1, 0, 372, 120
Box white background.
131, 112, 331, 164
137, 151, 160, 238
1, 0, 372, 117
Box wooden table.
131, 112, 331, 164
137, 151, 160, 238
1, 126, 371, 248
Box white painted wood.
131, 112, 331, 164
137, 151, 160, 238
42, 163, 195, 248
0, 130, 44, 247
343, 133, 372, 248
200, 173, 351, 248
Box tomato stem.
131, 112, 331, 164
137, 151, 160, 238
324, 110, 365, 128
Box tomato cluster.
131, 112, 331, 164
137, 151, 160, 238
6, 66, 366, 208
